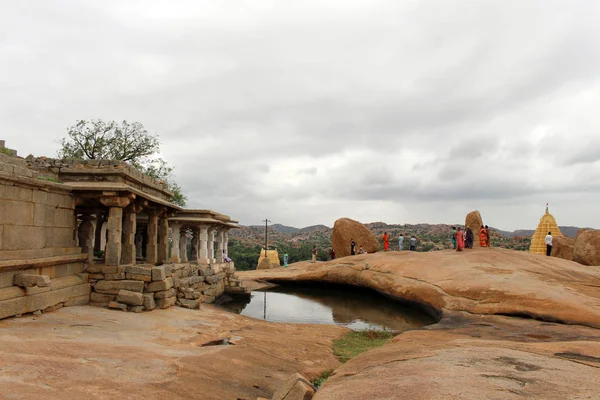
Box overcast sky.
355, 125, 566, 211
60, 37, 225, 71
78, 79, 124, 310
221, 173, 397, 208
2, 0, 600, 230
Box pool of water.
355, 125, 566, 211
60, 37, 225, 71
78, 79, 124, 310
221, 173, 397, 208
220, 284, 435, 331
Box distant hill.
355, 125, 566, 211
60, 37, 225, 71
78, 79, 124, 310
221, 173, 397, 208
497, 226, 585, 238
271, 224, 300, 233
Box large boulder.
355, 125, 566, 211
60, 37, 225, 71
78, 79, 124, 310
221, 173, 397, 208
552, 236, 575, 261
573, 229, 600, 266
332, 218, 380, 258
465, 210, 483, 248
256, 249, 281, 270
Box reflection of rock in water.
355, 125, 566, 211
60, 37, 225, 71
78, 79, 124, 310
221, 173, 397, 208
269, 285, 434, 331
218, 294, 252, 314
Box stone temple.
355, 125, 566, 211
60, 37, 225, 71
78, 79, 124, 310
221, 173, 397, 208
529, 204, 563, 255
0, 141, 246, 320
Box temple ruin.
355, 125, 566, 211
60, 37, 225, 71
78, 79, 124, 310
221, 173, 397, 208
529, 204, 563, 255
0, 141, 245, 319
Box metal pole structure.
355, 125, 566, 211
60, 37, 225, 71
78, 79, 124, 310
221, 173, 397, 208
263, 218, 271, 258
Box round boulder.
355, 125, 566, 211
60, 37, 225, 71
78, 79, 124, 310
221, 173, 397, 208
551, 236, 575, 261
332, 218, 380, 258
465, 210, 483, 248
573, 229, 600, 266
256, 249, 281, 270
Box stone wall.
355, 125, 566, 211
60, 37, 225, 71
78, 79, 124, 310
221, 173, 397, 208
87, 261, 243, 312
0, 151, 90, 320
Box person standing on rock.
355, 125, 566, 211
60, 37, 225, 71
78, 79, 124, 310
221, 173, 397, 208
350, 239, 356, 255
485, 225, 491, 248
410, 236, 417, 251
382, 232, 389, 251
329, 248, 336, 260
465, 227, 474, 249
455, 227, 465, 251
545, 232, 553, 256
398, 234, 404, 251
479, 225, 488, 247
451, 227, 457, 249
311, 246, 317, 263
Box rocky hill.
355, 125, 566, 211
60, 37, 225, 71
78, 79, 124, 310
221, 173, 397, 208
229, 222, 536, 270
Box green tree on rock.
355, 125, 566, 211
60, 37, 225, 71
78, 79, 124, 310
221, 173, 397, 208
58, 119, 187, 206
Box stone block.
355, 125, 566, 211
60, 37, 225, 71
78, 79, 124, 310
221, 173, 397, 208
14, 274, 50, 288
25, 286, 52, 295
12, 165, 33, 178
151, 266, 166, 281
169, 296, 177, 306
0, 270, 17, 289
154, 288, 177, 299
52, 227, 75, 247
156, 298, 171, 309
52, 262, 84, 278
164, 265, 172, 276
108, 301, 128, 311
90, 292, 115, 305
124, 265, 152, 276
146, 277, 173, 292
272, 373, 316, 400
50, 275, 83, 291
102, 265, 124, 274
105, 273, 125, 280
117, 290, 144, 306
87, 265, 104, 274
33, 204, 51, 227
44, 303, 64, 313
177, 298, 199, 309
53, 208, 76, 228
125, 273, 152, 282
77, 273, 89, 283
64, 294, 90, 306
89, 274, 105, 280
94, 280, 144, 294
46, 192, 73, 209
0, 199, 34, 226
32, 189, 48, 204
143, 293, 155, 310
130, 305, 145, 313
0, 184, 33, 201
0, 286, 24, 301
0, 283, 90, 319
2, 225, 46, 250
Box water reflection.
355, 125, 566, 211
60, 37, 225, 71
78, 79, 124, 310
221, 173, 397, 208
220, 284, 434, 331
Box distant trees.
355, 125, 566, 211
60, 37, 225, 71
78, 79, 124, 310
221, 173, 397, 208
58, 119, 187, 206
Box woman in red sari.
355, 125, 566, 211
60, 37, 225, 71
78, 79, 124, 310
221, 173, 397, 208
382, 232, 389, 251
455, 227, 465, 251
479, 225, 488, 247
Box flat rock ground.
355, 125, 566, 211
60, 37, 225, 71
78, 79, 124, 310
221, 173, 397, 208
2, 248, 600, 399
0, 305, 345, 400
241, 248, 600, 400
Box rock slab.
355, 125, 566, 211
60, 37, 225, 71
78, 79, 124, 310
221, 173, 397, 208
573, 229, 600, 266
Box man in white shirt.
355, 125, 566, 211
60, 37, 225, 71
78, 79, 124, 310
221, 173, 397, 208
398, 234, 404, 251
545, 231, 553, 256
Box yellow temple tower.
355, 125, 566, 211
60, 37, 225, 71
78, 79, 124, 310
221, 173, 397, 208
529, 204, 563, 254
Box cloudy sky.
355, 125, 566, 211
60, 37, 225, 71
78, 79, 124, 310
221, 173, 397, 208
2, 0, 600, 230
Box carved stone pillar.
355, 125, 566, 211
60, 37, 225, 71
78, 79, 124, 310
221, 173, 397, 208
78, 214, 95, 265
190, 228, 199, 262
120, 207, 137, 265
170, 223, 182, 263
93, 210, 106, 255
216, 229, 224, 263
104, 207, 123, 266
208, 229, 216, 263
198, 226, 209, 264
224, 230, 229, 257
146, 212, 159, 264
158, 215, 169, 264
135, 230, 144, 260
179, 228, 188, 263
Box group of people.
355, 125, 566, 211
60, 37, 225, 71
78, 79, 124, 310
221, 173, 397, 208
392, 233, 417, 251
453, 225, 490, 251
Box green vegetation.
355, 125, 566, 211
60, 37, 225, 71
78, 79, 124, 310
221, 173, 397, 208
58, 119, 187, 206
0, 147, 15, 156
311, 369, 334, 389
333, 329, 396, 363
36, 175, 62, 183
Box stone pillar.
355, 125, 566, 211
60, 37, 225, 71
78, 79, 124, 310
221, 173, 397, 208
158, 216, 169, 264
180, 229, 188, 263
94, 211, 106, 255
78, 215, 95, 265
208, 229, 216, 263
105, 207, 123, 266
120, 207, 136, 265
170, 223, 181, 263
135, 230, 144, 260
146, 213, 159, 264
216, 229, 224, 263
224, 230, 229, 257
198, 226, 209, 264
190, 228, 199, 262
